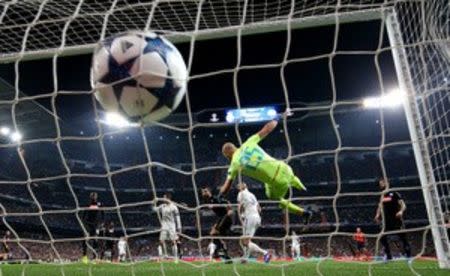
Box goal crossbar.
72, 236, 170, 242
0, 8, 386, 63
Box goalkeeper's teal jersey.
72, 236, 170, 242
227, 134, 282, 184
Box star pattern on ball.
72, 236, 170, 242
148, 77, 180, 112
143, 36, 173, 63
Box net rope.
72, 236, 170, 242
0, 0, 449, 275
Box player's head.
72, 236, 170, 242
378, 178, 388, 191
237, 182, 247, 191
90, 192, 98, 202
356, 227, 361, 233
163, 192, 172, 201
222, 142, 237, 160
292, 231, 296, 236
201, 187, 212, 199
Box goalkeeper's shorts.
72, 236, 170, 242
265, 162, 293, 199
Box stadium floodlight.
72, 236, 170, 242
101, 112, 134, 128
363, 88, 405, 109
0, 126, 10, 136
10, 131, 22, 142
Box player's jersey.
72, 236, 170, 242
291, 234, 300, 247
83, 200, 104, 226
1, 232, 10, 253
237, 189, 260, 219
354, 232, 365, 244
227, 134, 281, 184
381, 191, 402, 223
154, 203, 182, 231
118, 240, 126, 252
205, 194, 228, 218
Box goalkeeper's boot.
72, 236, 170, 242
291, 176, 307, 191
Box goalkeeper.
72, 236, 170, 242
220, 119, 311, 220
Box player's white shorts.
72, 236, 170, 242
243, 215, 261, 237
291, 244, 300, 256
118, 247, 126, 256
159, 227, 178, 241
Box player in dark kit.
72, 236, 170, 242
0, 231, 11, 260
81, 192, 104, 263
201, 187, 233, 262
374, 179, 411, 260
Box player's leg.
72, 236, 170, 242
398, 233, 411, 258
280, 162, 306, 191
209, 246, 214, 261
266, 164, 309, 217
157, 244, 163, 261
170, 230, 179, 263
243, 216, 271, 263
172, 240, 179, 263
82, 224, 95, 263
213, 215, 233, 261
160, 230, 168, 258
295, 245, 301, 260
380, 234, 392, 260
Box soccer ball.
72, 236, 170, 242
91, 31, 188, 123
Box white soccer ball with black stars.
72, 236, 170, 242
91, 31, 187, 123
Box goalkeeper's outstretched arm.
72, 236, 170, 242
257, 120, 278, 139
219, 120, 278, 195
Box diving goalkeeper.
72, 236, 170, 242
220, 119, 311, 220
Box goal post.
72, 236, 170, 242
385, 9, 450, 269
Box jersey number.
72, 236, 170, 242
240, 147, 263, 170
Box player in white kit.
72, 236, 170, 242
237, 182, 271, 263
153, 192, 182, 263
290, 231, 301, 260
118, 237, 127, 262
207, 240, 217, 261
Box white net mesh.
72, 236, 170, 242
0, 0, 449, 275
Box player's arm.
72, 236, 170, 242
374, 202, 381, 223
238, 202, 244, 224
219, 178, 233, 195
256, 120, 278, 140
100, 203, 105, 223
396, 198, 406, 218
174, 206, 182, 233
152, 204, 161, 212
257, 202, 261, 214
237, 193, 243, 221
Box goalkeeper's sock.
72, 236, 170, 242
291, 176, 306, 191
279, 198, 304, 215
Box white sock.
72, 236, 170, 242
248, 242, 267, 256
172, 244, 178, 260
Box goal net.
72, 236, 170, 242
0, 0, 449, 275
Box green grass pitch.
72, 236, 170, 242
0, 260, 448, 276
